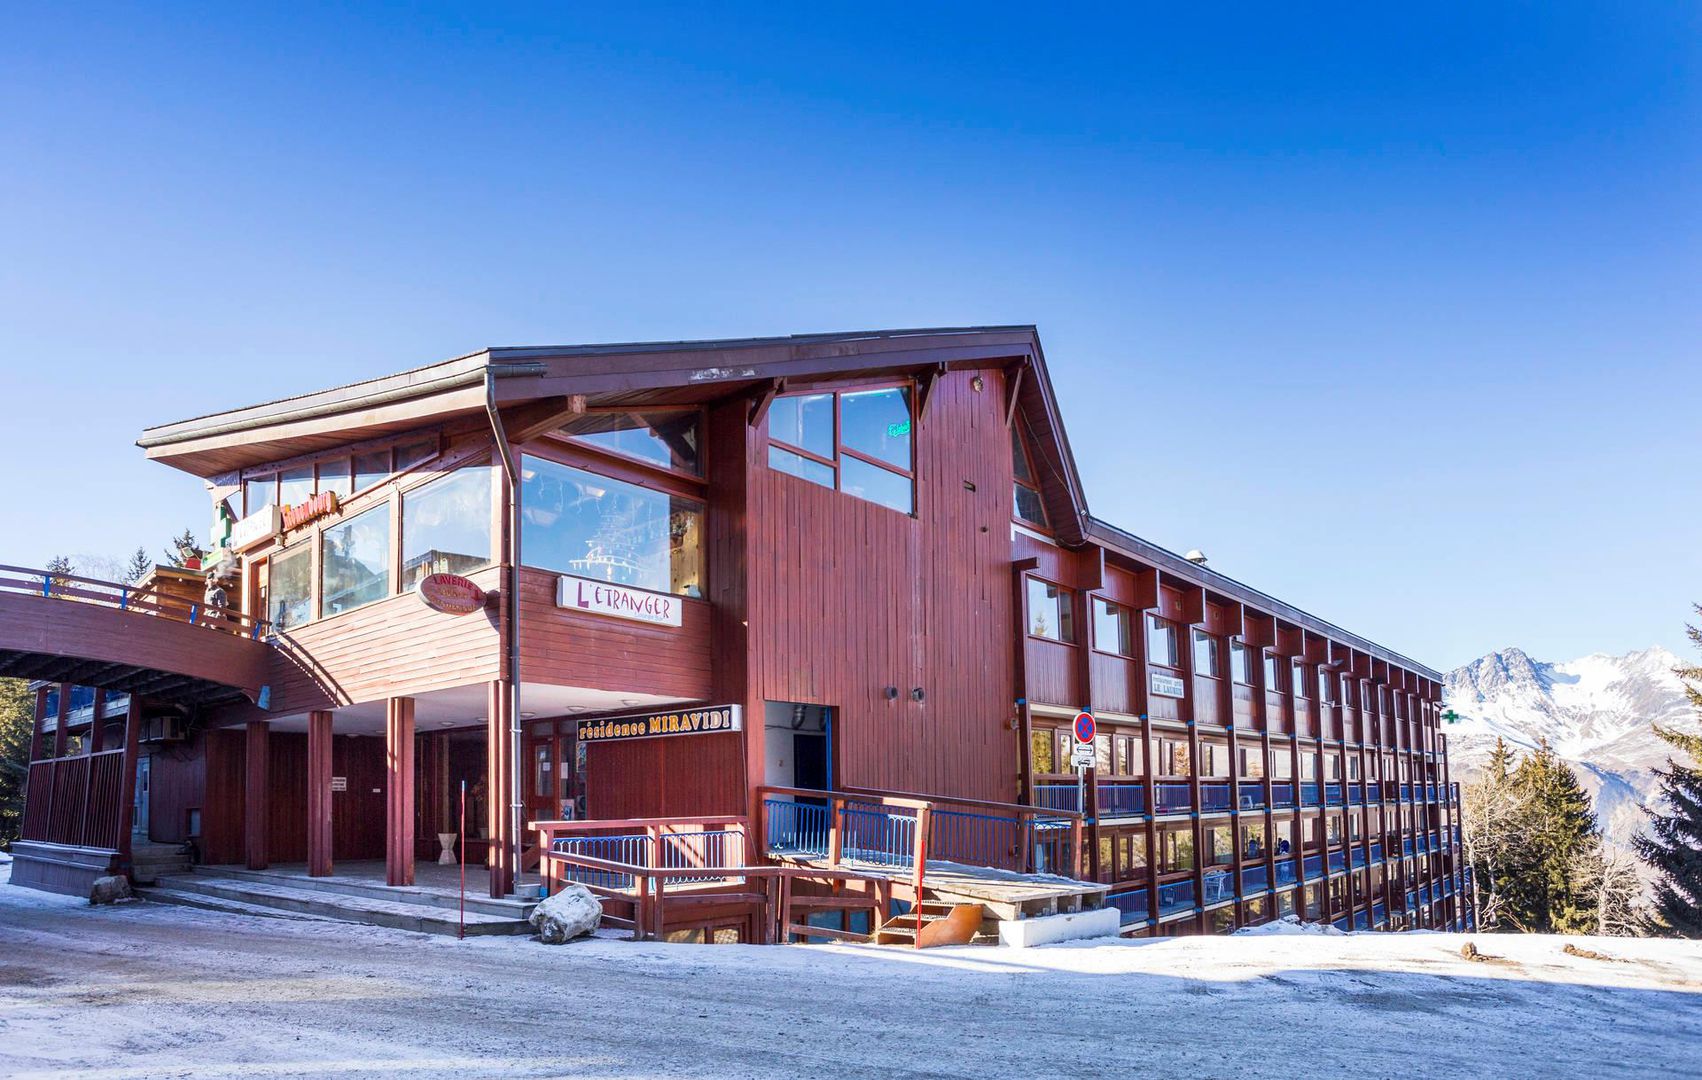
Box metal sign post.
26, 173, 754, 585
458, 779, 466, 941
1070, 710, 1096, 814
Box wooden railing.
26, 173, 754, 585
532, 816, 897, 944
0, 563, 270, 640
20, 749, 127, 850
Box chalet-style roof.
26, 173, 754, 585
135, 326, 1438, 681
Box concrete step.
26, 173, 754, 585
151, 875, 533, 937
190, 865, 537, 921
143, 888, 347, 924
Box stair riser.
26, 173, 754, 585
157, 881, 529, 937
187, 868, 533, 919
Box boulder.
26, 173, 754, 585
89, 875, 132, 905
529, 883, 601, 944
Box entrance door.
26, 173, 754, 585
763, 702, 833, 792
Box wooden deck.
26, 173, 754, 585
770, 850, 1108, 921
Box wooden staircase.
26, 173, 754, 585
873, 900, 994, 947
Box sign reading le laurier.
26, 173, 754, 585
577, 705, 742, 745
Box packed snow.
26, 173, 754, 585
2, 865, 1699, 1078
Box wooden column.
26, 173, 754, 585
53, 681, 71, 758
486, 681, 514, 897
244, 721, 271, 869
114, 695, 143, 866
307, 710, 334, 877
386, 697, 415, 886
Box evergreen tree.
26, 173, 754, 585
41, 555, 74, 593
1633, 608, 1702, 936
0, 678, 34, 850
123, 545, 152, 584
164, 529, 205, 568
1511, 740, 1602, 933
1462, 737, 1533, 930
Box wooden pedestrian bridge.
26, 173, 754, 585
0, 563, 273, 707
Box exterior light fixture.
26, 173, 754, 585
910, 688, 925, 703
883, 686, 899, 701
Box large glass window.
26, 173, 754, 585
244, 475, 276, 516
1012, 421, 1048, 529
354, 450, 391, 493
1153, 735, 1191, 776
1230, 640, 1251, 684
1263, 652, 1283, 691
1146, 614, 1178, 668
1193, 630, 1220, 678
520, 455, 704, 598
269, 545, 312, 630
1293, 660, 1310, 698
1092, 598, 1132, 656
1159, 825, 1195, 873
321, 505, 390, 616
563, 411, 701, 476
767, 387, 914, 515
402, 466, 494, 591
279, 466, 314, 509
1026, 578, 1074, 642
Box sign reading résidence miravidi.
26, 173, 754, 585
577, 705, 742, 745
555, 574, 683, 627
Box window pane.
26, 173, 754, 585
1093, 598, 1131, 656
1094, 733, 1112, 772
268, 547, 311, 629
840, 456, 913, 514
1011, 424, 1036, 485
1293, 661, 1309, 697
1264, 653, 1282, 689
318, 459, 352, 500
279, 466, 314, 508
768, 445, 835, 489
840, 387, 912, 470
244, 475, 276, 516
1030, 729, 1055, 774
1193, 631, 1219, 677
1026, 578, 1073, 642
564, 411, 701, 475
402, 466, 493, 591
520, 455, 704, 598
1014, 483, 1049, 528
321, 505, 390, 616
1230, 641, 1250, 684
1146, 615, 1176, 667
354, 450, 390, 492
397, 440, 436, 471
768, 393, 834, 458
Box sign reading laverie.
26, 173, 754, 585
555, 575, 683, 627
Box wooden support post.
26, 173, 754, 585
486, 680, 514, 898
307, 710, 333, 877
386, 697, 415, 887
245, 720, 270, 870
114, 695, 143, 868
53, 681, 71, 759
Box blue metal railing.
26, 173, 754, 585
1346, 783, 1363, 805
1033, 783, 1081, 813
1401, 837, 1415, 858
1327, 849, 1346, 875
1158, 878, 1196, 915
1242, 863, 1269, 892
1366, 782, 1381, 802
764, 798, 831, 858
1352, 910, 1369, 931
1200, 781, 1232, 813
1274, 858, 1298, 887
656, 829, 741, 883
1324, 783, 1344, 806
1271, 781, 1295, 808
1155, 782, 1193, 814
1097, 782, 1145, 817
552, 833, 649, 889
1302, 853, 1324, 881
1110, 887, 1150, 925
841, 801, 918, 866
1300, 782, 1321, 806
1237, 781, 1265, 811
1373, 902, 1387, 926
1348, 846, 1365, 869
1370, 841, 1383, 864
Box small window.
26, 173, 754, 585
840, 454, 913, 514
1269, 749, 1294, 780
768, 445, 834, 489
562, 410, 701, 475
1094, 733, 1112, 772
1241, 820, 1267, 859
1201, 742, 1230, 778
769, 393, 835, 459
1153, 735, 1191, 777
1146, 614, 1178, 668
839, 387, 912, 470
1205, 825, 1235, 866
402, 466, 494, 591
1026, 578, 1074, 642
318, 459, 353, 500
1030, 728, 1056, 774
1293, 660, 1310, 698
1193, 630, 1220, 678
279, 466, 314, 509
1238, 745, 1265, 779
244, 475, 277, 516
1263, 653, 1282, 691
1011, 421, 1049, 529
1317, 668, 1333, 704
1230, 640, 1251, 684
354, 450, 391, 493
396, 439, 437, 471
1092, 598, 1133, 656
1160, 825, 1195, 873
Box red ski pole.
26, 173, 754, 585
459, 779, 466, 941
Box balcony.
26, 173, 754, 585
1109, 887, 1150, 926
1202, 869, 1235, 905
1096, 782, 1145, 818
1353, 910, 1370, 931
1327, 849, 1347, 875
1302, 853, 1325, 881
1300, 782, 1321, 807
1347, 782, 1363, 805
1200, 781, 1232, 814
1155, 782, 1193, 815
1237, 781, 1265, 811
1242, 862, 1269, 892
1369, 841, 1384, 864
1372, 901, 1387, 926
1274, 858, 1298, 887
1401, 837, 1415, 858
1348, 846, 1366, 869
1366, 782, 1381, 802
1033, 783, 1081, 813
1158, 878, 1197, 916
1399, 783, 1413, 802
1271, 781, 1295, 809
1324, 782, 1344, 806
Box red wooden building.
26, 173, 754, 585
7, 327, 1469, 938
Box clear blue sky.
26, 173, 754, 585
1, 5, 1696, 671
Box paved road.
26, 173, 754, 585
3, 878, 1700, 1079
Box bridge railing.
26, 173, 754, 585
0, 563, 271, 640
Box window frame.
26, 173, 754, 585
1010, 415, 1051, 532
1090, 596, 1134, 658
1145, 613, 1179, 669
1025, 575, 1076, 645
555, 405, 708, 483
766, 381, 916, 516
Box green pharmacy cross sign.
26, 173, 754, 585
1442, 709, 1460, 725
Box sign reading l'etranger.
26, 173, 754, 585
577, 705, 742, 745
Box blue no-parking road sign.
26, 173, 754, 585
1073, 709, 1096, 745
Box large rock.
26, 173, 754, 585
89, 875, 132, 905
529, 884, 601, 944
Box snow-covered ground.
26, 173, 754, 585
2, 867, 1699, 1079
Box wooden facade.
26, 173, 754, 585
13, 328, 1466, 935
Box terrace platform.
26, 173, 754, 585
144, 861, 541, 936
770, 851, 1108, 922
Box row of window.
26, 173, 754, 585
1032, 727, 1442, 785
244, 438, 439, 517
1100, 819, 1452, 885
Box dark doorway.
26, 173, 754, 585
763, 702, 832, 792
